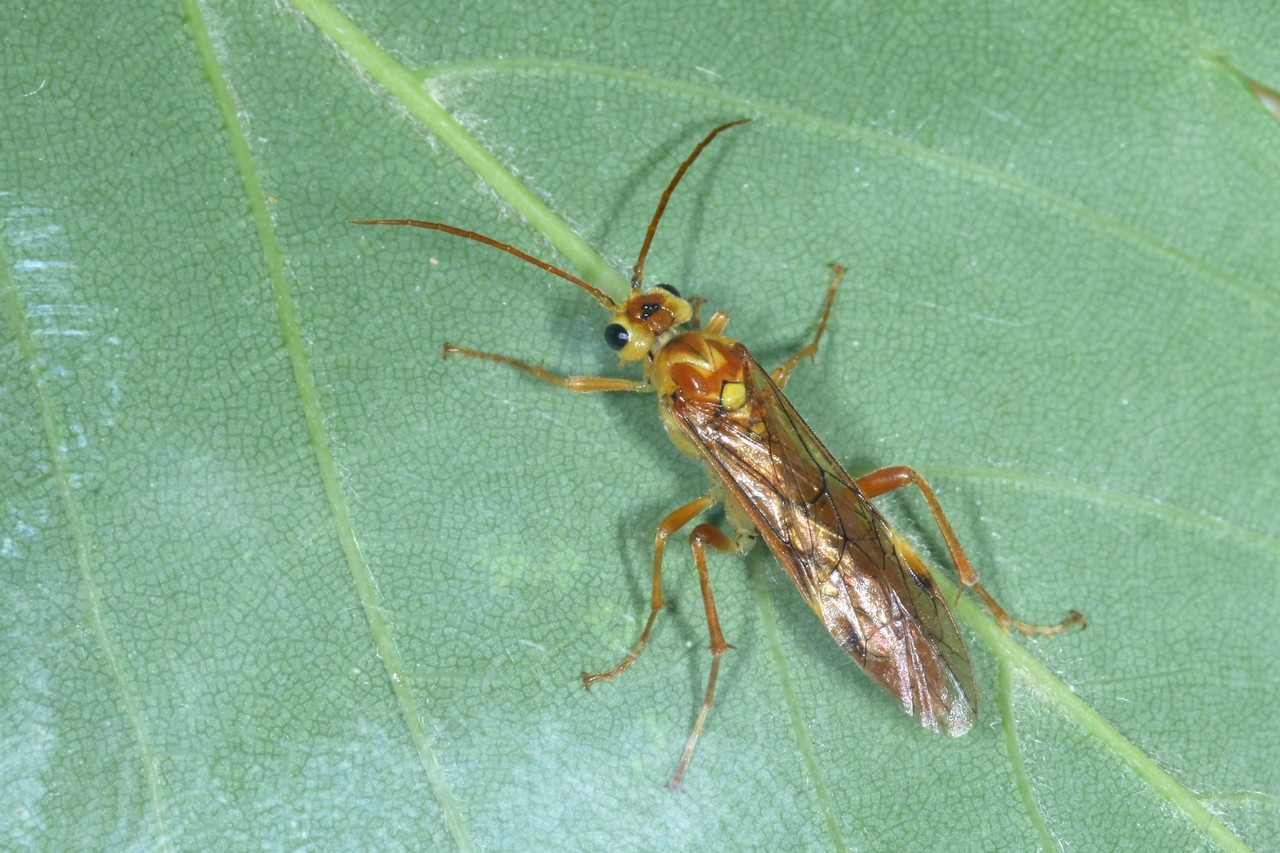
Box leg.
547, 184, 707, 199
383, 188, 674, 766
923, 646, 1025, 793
443, 343, 648, 393
668, 523, 742, 791
771, 263, 845, 389
581, 495, 716, 688
689, 295, 705, 329
855, 465, 1085, 637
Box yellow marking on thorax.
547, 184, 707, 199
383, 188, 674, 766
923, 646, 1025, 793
655, 333, 747, 408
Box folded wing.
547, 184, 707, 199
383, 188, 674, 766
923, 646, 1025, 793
669, 345, 977, 735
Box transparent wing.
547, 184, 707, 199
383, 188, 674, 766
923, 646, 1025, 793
670, 345, 977, 734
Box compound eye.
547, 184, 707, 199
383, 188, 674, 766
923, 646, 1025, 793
604, 323, 630, 351
656, 283, 681, 298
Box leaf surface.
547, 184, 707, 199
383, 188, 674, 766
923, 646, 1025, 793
2, 1, 1277, 849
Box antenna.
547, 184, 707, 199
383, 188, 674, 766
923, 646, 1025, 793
350, 219, 619, 310
629, 118, 752, 291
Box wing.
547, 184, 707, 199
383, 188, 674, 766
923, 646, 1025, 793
669, 345, 978, 735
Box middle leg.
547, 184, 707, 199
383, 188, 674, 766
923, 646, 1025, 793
667, 522, 744, 791
581, 494, 716, 688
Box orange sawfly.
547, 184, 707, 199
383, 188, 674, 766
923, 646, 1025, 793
355, 118, 1083, 788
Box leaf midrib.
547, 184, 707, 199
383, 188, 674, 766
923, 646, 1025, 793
422, 57, 1273, 313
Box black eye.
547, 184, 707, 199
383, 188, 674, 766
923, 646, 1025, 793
638, 301, 661, 320
656, 283, 681, 297
604, 323, 629, 351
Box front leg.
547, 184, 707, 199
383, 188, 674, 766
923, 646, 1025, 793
771, 263, 844, 389
443, 343, 649, 393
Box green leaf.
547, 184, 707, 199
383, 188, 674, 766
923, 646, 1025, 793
3, 1, 1277, 849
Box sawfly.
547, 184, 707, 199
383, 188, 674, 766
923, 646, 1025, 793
355, 118, 1084, 788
